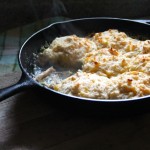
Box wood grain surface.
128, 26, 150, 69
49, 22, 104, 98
1, 72, 150, 150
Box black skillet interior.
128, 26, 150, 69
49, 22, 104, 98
20, 18, 150, 115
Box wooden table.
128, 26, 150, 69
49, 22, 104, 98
0, 18, 150, 150
1, 72, 150, 150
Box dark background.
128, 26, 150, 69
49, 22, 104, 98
0, 0, 150, 32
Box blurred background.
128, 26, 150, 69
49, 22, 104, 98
0, 0, 150, 32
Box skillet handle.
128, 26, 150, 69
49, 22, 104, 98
0, 73, 35, 101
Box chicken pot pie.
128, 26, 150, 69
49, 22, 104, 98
35, 29, 150, 99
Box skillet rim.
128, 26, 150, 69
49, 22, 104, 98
19, 17, 150, 103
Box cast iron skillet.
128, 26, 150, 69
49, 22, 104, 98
0, 17, 150, 114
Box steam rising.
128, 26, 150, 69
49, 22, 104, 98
50, 0, 67, 16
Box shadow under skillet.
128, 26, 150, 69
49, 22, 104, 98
0, 86, 150, 149
0, 89, 115, 149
